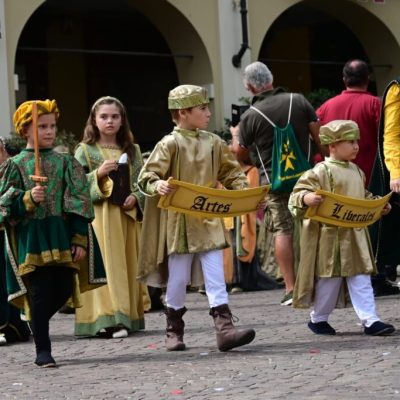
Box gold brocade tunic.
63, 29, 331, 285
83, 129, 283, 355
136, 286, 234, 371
289, 158, 377, 308
137, 128, 248, 286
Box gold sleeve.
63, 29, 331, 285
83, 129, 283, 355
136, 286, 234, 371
23, 191, 37, 212
71, 233, 88, 249
138, 140, 174, 196
383, 84, 400, 179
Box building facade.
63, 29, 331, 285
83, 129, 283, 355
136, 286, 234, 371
0, 0, 399, 148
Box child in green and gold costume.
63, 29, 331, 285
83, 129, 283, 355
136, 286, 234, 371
0, 100, 105, 367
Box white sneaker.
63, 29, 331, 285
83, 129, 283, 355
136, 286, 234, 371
112, 328, 128, 339
0, 334, 7, 346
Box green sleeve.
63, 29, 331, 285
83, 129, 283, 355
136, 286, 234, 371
0, 160, 30, 223
75, 144, 113, 203
69, 214, 89, 249
63, 154, 94, 220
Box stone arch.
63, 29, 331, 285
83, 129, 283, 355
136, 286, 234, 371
12, 0, 213, 148
252, 0, 400, 96
132, 1, 213, 90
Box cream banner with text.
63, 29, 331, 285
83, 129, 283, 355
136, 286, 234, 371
158, 179, 270, 218
305, 190, 392, 228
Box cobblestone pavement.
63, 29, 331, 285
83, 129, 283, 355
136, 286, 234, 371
1, 289, 399, 400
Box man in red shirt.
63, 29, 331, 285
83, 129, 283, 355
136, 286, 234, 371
316, 59, 380, 186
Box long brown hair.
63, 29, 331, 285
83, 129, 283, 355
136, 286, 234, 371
82, 96, 135, 160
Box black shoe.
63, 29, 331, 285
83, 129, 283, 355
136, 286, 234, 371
2, 324, 31, 343
198, 285, 206, 296
58, 305, 75, 314
364, 321, 395, 336
149, 298, 165, 312
35, 352, 57, 368
373, 280, 400, 297
384, 265, 398, 282
307, 321, 336, 335
280, 291, 293, 306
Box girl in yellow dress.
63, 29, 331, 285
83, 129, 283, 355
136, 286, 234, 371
74, 96, 148, 338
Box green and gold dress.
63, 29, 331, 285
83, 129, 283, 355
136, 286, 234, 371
74, 143, 147, 336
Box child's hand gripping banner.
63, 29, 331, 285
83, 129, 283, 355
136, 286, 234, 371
305, 190, 392, 228
158, 179, 270, 218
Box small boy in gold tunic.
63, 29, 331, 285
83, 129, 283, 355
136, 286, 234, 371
289, 120, 395, 336
138, 85, 257, 351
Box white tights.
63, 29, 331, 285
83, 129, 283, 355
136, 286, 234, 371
311, 275, 379, 328
165, 249, 228, 310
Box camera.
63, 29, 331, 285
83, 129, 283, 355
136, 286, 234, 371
231, 104, 250, 127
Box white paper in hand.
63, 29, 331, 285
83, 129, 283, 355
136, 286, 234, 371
119, 153, 128, 164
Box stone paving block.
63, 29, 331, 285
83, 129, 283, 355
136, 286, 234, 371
1, 290, 400, 399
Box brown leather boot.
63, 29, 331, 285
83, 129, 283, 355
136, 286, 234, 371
210, 304, 255, 351
165, 307, 187, 351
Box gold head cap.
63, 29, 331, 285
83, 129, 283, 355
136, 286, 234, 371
168, 85, 209, 110
319, 120, 360, 145
13, 99, 59, 136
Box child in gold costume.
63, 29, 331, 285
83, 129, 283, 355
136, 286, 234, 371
289, 120, 395, 336
138, 85, 257, 352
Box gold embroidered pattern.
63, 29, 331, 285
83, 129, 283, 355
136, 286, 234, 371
87, 224, 106, 284
23, 191, 37, 212
71, 233, 88, 249
19, 250, 79, 276
4, 232, 27, 303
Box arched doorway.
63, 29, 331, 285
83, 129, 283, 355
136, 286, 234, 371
259, 4, 372, 96
257, 0, 398, 103
15, 0, 185, 149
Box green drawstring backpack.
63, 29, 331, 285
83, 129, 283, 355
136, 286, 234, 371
252, 93, 311, 193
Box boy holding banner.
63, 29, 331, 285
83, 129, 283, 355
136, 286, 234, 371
289, 120, 395, 336
138, 85, 257, 352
